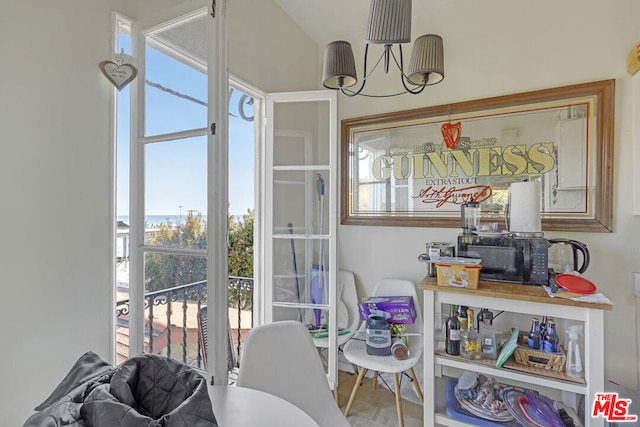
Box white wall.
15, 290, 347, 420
336, 0, 640, 393
228, 0, 319, 92
2, 0, 639, 424
0, 0, 130, 423
0, 0, 318, 425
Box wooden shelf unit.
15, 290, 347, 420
420, 277, 612, 427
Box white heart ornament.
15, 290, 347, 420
100, 61, 138, 91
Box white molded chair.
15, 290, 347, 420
236, 320, 350, 427
312, 270, 360, 353
342, 278, 424, 427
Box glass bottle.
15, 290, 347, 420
528, 317, 541, 350
461, 308, 480, 360
539, 316, 548, 350
445, 304, 461, 356
458, 305, 468, 331
543, 319, 560, 353
565, 325, 584, 379
476, 308, 493, 332
480, 317, 498, 359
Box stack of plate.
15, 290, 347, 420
502, 389, 571, 427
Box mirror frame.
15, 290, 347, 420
340, 79, 615, 232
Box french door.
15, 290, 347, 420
263, 90, 339, 389
128, 1, 231, 385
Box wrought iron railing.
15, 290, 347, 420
116, 277, 254, 369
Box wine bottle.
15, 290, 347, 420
458, 305, 468, 331
445, 304, 461, 355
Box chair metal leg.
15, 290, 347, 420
344, 366, 367, 416
408, 367, 424, 403
393, 373, 405, 427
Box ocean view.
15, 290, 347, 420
118, 214, 245, 227
118, 214, 196, 226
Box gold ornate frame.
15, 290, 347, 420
341, 80, 615, 232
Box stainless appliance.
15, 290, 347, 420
548, 238, 590, 274
457, 234, 548, 285
425, 242, 456, 277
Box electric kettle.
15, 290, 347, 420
548, 238, 590, 274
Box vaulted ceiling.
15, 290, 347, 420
273, 0, 464, 47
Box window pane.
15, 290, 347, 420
229, 87, 255, 217
144, 137, 207, 249
116, 25, 132, 365
273, 100, 330, 166
273, 169, 330, 238
143, 252, 207, 368
144, 16, 207, 136
272, 169, 330, 325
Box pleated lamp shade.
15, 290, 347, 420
407, 34, 444, 85
365, 0, 411, 44
322, 41, 358, 89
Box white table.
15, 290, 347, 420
209, 385, 319, 427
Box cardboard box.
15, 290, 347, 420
358, 296, 416, 324
435, 263, 481, 289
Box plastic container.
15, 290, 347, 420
436, 264, 482, 289
391, 338, 409, 360
565, 325, 584, 379
366, 316, 391, 355
480, 317, 498, 359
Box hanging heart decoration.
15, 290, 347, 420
100, 60, 138, 91
441, 121, 462, 149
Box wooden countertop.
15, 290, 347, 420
418, 276, 612, 311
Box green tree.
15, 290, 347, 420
144, 212, 208, 293
228, 210, 254, 310
144, 210, 254, 294
228, 209, 254, 278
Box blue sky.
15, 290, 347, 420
116, 34, 255, 218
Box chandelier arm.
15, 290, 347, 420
391, 46, 428, 94
342, 90, 409, 98
340, 44, 373, 97
340, 45, 425, 97
340, 45, 396, 97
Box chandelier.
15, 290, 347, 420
322, 0, 444, 97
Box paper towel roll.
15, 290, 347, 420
509, 181, 541, 233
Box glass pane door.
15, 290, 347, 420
264, 91, 338, 387
138, 12, 210, 369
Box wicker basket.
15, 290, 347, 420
513, 344, 566, 372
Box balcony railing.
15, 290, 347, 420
116, 277, 254, 370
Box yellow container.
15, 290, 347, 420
435, 264, 481, 289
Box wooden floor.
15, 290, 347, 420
336, 369, 424, 427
